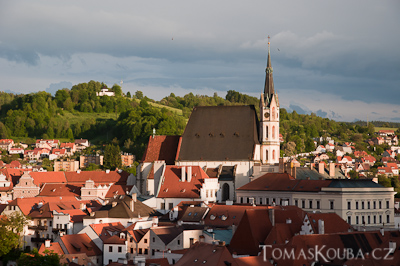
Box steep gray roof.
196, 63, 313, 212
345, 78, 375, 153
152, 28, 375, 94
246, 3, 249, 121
177, 105, 260, 161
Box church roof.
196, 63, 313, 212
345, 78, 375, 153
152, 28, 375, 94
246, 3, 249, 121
177, 105, 260, 161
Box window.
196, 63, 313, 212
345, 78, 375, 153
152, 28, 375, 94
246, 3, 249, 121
240, 197, 243, 204
387, 215, 390, 223
361, 201, 364, 209
169, 203, 173, 210
374, 215, 376, 224
386, 201, 390, 209
374, 201, 376, 209
272, 150, 275, 160
330, 201, 334, 210
161, 203, 165, 210
302, 200, 305, 209
49, 221, 52, 227
266, 198, 269, 205
294, 199, 298, 207
348, 202, 351, 210
153, 237, 155, 242
379, 215, 382, 224
348, 216, 351, 224
130, 248, 133, 253
356, 201, 359, 209
368, 216, 371, 224
247, 197, 250, 204
109, 246, 113, 252
118, 246, 122, 253
356, 216, 359, 224
177, 239, 180, 245
144, 249, 148, 255
272, 126, 276, 139
259, 198, 263, 205
152, 249, 155, 256
139, 248, 142, 254
309, 200, 313, 209
368, 201, 370, 209
144, 239, 147, 243
316, 201, 320, 209
379, 201, 382, 209
362, 216, 365, 225
130, 237, 133, 243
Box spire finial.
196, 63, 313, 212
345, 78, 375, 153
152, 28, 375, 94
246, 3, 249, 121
268, 35, 270, 53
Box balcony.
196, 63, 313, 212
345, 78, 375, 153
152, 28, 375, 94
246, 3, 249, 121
28, 225, 48, 231
30, 237, 50, 243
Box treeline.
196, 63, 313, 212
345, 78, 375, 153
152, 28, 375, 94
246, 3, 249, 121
158, 90, 260, 117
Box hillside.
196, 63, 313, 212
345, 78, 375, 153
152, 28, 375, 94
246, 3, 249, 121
0, 81, 399, 159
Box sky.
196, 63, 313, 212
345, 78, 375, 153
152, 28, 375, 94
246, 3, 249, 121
0, 1, 399, 122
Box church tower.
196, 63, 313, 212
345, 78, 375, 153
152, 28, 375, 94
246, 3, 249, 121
260, 36, 280, 165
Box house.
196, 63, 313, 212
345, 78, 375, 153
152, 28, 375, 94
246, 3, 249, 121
152, 165, 219, 214
325, 143, 335, 152
354, 150, 368, 158
82, 195, 159, 227
96, 88, 115, 96
80, 154, 103, 168
103, 234, 127, 265
53, 160, 80, 172
121, 153, 135, 167
383, 149, 396, 158
9, 148, 24, 155
378, 130, 395, 136
386, 162, 399, 176
0, 139, 14, 151
378, 166, 394, 177
0, 171, 13, 203
315, 145, 326, 154
60, 142, 76, 156
49, 149, 67, 160
58, 233, 103, 266
24, 149, 42, 161
79, 222, 126, 251
36, 139, 60, 149
362, 154, 377, 166
236, 172, 396, 228
337, 155, 353, 166
75, 139, 90, 151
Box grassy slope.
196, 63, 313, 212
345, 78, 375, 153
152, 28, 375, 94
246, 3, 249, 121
374, 127, 398, 133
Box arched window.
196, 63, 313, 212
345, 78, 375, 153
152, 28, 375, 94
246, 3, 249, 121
273, 150, 275, 160
272, 126, 275, 139
266, 150, 269, 163
266, 126, 269, 139
272, 107, 275, 119
222, 183, 230, 201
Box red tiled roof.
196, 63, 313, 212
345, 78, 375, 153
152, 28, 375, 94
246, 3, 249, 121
65, 170, 128, 185
38, 242, 65, 256
29, 171, 67, 186
204, 204, 270, 227
175, 242, 238, 266
60, 233, 102, 256
145, 258, 170, 266
39, 183, 81, 197
60, 143, 75, 148
141, 135, 180, 164
103, 234, 126, 245
105, 184, 133, 198
237, 173, 332, 192
89, 222, 125, 241
51, 149, 66, 155
157, 166, 212, 198
306, 213, 352, 234
8, 196, 79, 215
229, 209, 273, 255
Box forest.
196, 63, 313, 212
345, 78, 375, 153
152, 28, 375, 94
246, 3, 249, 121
0, 81, 399, 160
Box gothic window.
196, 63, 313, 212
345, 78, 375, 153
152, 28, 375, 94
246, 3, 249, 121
272, 107, 275, 119
272, 126, 275, 139
266, 126, 268, 139
272, 150, 275, 160
266, 150, 268, 163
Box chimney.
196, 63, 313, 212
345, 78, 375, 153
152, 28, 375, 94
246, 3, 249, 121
279, 158, 284, 173
318, 163, 324, 175
130, 199, 134, 212
310, 163, 314, 170
131, 193, 137, 202
318, 219, 325, 234
286, 218, 292, 224
106, 169, 110, 174
152, 216, 158, 227
80, 203, 86, 210
112, 202, 118, 208
187, 166, 192, 182
381, 228, 385, 236
329, 163, 335, 177
189, 238, 194, 247
181, 166, 186, 182
45, 239, 51, 248
268, 209, 275, 226
199, 235, 205, 242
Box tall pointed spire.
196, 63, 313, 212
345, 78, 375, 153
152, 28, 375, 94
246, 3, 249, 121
264, 35, 274, 104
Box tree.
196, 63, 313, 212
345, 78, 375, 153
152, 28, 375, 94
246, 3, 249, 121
111, 84, 122, 96
126, 91, 131, 98
135, 91, 144, 100
17, 249, 63, 266
67, 128, 74, 141
0, 212, 29, 257
103, 144, 122, 170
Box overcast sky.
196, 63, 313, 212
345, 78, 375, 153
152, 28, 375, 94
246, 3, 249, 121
0, 1, 399, 122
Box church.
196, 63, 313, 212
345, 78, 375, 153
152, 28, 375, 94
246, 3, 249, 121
137, 40, 280, 203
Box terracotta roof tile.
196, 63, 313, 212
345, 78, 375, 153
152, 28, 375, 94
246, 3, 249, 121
65, 170, 128, 185
38, 242, 65, 256
60, 233, 102, 256
157, 166, 213, 198
141, 135, 180, 164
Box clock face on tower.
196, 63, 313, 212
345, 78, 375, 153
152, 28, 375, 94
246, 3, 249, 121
264, 112, 270, 119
